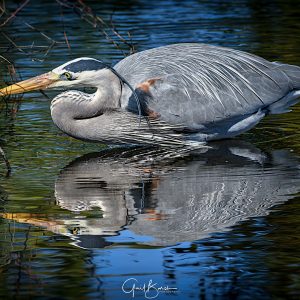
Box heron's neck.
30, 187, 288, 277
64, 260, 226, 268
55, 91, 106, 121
51, 73, 122, 140
93, 73, 122, 111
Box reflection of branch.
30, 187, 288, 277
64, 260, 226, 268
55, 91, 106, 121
0, 145, 11, 176
0, 0, 30, 27
85, 258, 103, 292
12, 225, 44, 292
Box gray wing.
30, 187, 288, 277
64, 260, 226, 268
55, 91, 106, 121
114, 43, 300, 128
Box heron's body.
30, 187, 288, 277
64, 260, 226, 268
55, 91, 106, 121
115, 44, 300, 143
1, 43, 300, 146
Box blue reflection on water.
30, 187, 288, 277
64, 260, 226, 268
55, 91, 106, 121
0, 0, 300, 299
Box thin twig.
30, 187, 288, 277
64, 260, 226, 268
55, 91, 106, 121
0, 0, 30, 27
0, 54, 12, 64
0, 45, 49, 49
56, 0, 136, 56
60, 6, 71, 49
55, 0, 73, 9
110, 18, 135, 55
24, 22, 64, 44
63, 31, 71, 49
0, 4, 63, 58
0, 0, 6, 18
43, 40, 56, 57
1, 32, 26, 53
7, 64, 22, 115
0, 54, 22, 115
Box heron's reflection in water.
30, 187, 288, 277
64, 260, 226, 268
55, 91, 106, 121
51, 140, 300, 248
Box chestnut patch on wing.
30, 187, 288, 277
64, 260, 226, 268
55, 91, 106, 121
136, 78, 160, 93
136, 78, 161, 119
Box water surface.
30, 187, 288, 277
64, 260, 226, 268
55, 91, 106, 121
0, 0, 300, 299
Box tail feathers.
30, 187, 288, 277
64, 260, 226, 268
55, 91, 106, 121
268, 90, 300, 114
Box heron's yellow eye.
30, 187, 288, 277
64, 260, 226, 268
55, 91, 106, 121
62, 72, 73, 81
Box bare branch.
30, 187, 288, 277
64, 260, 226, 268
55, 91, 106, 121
43, 40, 56, 58
60, 6, 71, 49
1, 32, 26, 53
0, 54, 12, 64
56, 0, 136, 56
0, 0, 30, 27
0, 0, 6, 18
24, 22, 60, 44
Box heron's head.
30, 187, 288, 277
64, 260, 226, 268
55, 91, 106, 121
0, 58, 115, 96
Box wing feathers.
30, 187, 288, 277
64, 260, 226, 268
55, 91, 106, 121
115, 43, 296, 127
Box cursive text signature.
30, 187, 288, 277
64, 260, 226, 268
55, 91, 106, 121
122, 277, 178, 299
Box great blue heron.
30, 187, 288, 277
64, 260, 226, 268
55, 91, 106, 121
1, 43, 300, 147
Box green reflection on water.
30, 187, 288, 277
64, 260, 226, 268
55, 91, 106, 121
0, 0, 299, 299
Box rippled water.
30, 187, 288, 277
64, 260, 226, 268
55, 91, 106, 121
0, 0, 300, 299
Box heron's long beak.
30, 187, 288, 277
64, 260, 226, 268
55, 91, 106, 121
0, 72, 59, 96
